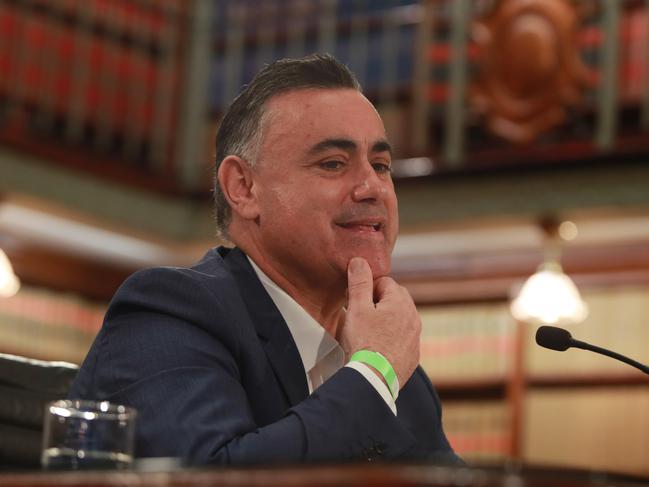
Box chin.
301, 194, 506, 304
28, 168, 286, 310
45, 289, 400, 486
363, 255, 392, 279
337, 245, 393, 279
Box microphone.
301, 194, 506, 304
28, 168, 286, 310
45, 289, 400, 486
535, 325, 649, 376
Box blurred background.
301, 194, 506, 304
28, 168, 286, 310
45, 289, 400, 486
1, 0, 649, 475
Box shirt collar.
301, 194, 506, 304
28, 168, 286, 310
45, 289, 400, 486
247, 257, 339, 374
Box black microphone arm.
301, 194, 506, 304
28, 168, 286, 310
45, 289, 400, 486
536, 326, 649, 376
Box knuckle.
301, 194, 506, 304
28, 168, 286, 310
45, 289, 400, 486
348, 278, 371, 293
379, 276, 397, 289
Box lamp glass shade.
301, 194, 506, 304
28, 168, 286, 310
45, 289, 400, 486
0, 248, 20, 298
510, 261, 588, 325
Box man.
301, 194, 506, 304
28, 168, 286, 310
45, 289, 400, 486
70, 54, 459, 465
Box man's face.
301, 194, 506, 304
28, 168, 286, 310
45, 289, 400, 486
250, 88, 399, 291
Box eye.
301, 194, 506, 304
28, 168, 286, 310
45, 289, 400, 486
372, 161, 392, 174
320, 160, 345, 171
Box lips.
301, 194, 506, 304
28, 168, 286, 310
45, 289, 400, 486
335, 216, 386, 235
334, 207, 389, 235
336, 221, 382, 232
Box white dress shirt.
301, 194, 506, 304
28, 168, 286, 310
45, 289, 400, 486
248, 258, 397, 415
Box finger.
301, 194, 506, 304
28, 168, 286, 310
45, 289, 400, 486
373, 276, 399, 302
347, 257, 374, 311
335, 308, 347, 343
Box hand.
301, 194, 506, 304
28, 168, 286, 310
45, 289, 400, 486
337, 257, 421, 389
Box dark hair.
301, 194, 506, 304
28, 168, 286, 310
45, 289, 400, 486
214, 53, 361, 240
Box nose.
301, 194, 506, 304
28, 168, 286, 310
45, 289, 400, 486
351, 161, 386, 203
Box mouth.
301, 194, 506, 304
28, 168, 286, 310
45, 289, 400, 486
336, 221, 383, 232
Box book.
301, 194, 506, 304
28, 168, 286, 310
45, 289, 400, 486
0, 286, 105, 364
443, 399, 510, 463
419, 302, 515, 383
523, 387, 649, 475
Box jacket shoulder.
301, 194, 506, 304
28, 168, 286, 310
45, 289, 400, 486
109, 247, 237, 322
75, 247, 259, 394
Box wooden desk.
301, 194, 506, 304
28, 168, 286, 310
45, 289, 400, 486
1, 464, 648, 487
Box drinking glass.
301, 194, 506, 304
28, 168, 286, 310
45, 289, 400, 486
41, 399, 137, 470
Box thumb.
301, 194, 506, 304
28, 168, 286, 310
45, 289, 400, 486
346, 257, 374, 312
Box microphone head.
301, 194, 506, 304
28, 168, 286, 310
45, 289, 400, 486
535, 326, 573, 351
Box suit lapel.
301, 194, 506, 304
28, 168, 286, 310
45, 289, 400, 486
222, 248, 309, 406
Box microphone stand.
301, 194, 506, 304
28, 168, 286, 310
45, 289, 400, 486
570, 339, 649, 376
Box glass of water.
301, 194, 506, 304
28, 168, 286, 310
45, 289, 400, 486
41, 399, 137, 470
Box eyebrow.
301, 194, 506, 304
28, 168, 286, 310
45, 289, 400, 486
372, 140, 392, 156
307, 138, 393, 157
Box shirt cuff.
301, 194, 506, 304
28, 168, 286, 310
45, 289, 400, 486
345, 361, 397, 415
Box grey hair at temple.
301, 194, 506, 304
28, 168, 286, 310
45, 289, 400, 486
213, 53, 361, 241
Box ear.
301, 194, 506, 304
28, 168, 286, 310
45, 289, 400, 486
217, 155, 260, 221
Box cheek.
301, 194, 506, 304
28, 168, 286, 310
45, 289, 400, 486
261, 186, 332, 236
260, 185, 301, 222
272, 184, 338, 217
387, 191, 399, 239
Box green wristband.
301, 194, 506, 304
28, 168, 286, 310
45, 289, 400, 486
350, 350, 399, 400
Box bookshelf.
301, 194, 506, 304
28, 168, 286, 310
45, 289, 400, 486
0, 285, 105, 364
418, 300, 514, 464
0, 0, 187, 188
415, 284, 649, 475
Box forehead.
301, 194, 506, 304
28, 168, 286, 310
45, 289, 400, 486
261, 88, 387, 152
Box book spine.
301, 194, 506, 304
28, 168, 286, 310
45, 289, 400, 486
0, 287, 105, 363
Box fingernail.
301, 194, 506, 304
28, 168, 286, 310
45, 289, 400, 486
348, 257, 364, 275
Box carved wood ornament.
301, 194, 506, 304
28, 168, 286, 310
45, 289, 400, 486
471, 0, 591, 144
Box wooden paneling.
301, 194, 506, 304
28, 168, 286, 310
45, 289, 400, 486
2, 240, 132, 302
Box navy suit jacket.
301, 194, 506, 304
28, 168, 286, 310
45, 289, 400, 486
69, 247, 458, 465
